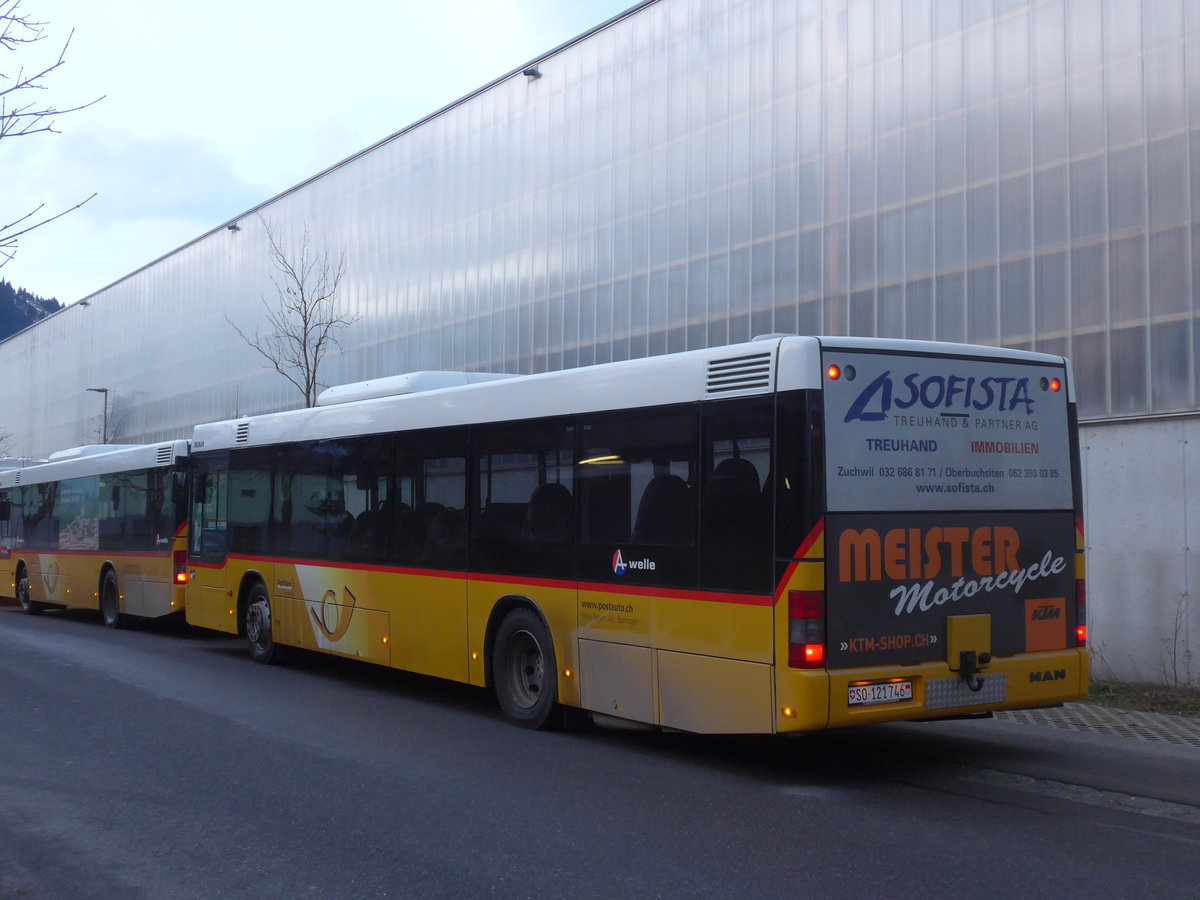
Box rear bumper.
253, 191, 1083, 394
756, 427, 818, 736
776, 647, 1089, 733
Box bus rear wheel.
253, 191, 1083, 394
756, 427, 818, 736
245, 581, 279, 664
16, 567, 42, 616
100, 570, 123, 628
492, 607, 559, 729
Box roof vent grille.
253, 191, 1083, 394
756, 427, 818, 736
156, 445, 174, 465
235, 422, 250, 444
14, 472, 21, 485
706, 352, 774, 396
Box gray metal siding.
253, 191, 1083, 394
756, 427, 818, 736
2, 0, 1198, 456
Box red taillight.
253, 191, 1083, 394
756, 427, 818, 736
788, 590, 826, 669
826, 364, 841, 380
174, 549, 188, 585
1075, 578, 1086, 647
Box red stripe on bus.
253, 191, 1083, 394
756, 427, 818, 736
190, 554, 466, 579
795, 517, 825, 559
774, 518, 826, 601
14, 548, 174, 559
188, 554, 772, 607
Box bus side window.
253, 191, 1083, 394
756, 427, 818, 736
578, 405, 698, 588
392, 425, 467, 569
470, 417, 574, 578
700, 397, 774, 592
331, 435, 392, 563
191, 465, 229, 562
773, 390, 825, 562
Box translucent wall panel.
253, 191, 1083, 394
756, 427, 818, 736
3, 0, 1200, 456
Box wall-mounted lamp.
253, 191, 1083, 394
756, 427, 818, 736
227, 223, 241, 232
523, 66, 541, 81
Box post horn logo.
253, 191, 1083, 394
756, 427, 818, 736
309, 586, 357, 642
43, 561, 60, 594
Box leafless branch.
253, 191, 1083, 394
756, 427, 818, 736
228, 217, 358, 407
0, 192, 95, 266
0, 1, 103, 264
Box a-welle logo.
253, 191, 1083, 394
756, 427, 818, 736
612, 550, 655, 576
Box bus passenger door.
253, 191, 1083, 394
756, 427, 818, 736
186, 461, 237, 633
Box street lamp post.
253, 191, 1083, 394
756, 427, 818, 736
86, 387, 110, 443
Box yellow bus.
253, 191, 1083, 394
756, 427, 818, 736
1, 442, 190, 626
184, 336, 1086, 732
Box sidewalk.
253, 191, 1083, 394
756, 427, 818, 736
997, 702, 1200, 751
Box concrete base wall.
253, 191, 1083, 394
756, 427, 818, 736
1081, 418, 1198, 687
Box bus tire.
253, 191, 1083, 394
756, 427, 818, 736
100, 570, 123, 629
245, 581, 279, 664
16, 566, 42, 616
492, 606, 559, 729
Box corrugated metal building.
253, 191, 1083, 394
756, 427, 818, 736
3, 0, 1197, 684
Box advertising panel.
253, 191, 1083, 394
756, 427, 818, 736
822, 349, 1072, 512
825, 511, 1076, 669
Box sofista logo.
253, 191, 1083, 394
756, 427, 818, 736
612, 550, 655, 576
844, 369, 1035, 423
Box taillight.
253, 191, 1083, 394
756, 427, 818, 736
788, 590, 826, 669
174, 550, 188, 585
1075, 578, 1086, 647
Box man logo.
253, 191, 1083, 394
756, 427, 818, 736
612, 550, 627, 576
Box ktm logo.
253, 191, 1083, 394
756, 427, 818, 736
1031, 604, 1061, 621
1029, 669, 1067, 683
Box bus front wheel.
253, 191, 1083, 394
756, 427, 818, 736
245, 581, 279, 664
100, 570, 123, 628
16, 567, 42, 616
492, 607, 559, 729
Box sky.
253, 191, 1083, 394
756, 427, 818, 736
4, 0, 637, 304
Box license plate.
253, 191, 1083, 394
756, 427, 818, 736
848, 680, 914, 706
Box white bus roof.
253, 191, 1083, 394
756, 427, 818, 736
47, 444, 142, 461
192, 336, 1070, 454
316, 370, 519, 406
2, 440, 190, 487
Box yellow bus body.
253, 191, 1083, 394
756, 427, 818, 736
9, 531, 187, 619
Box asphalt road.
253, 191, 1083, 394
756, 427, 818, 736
2, 605, 1197, 899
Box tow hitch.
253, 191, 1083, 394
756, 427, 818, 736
959, 649, 992, 692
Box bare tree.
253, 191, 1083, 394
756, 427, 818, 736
0, 426, 12, 457
229, 218, 357, 408
86, 398, 126, 445
1, 0, 101, 267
